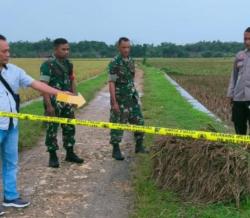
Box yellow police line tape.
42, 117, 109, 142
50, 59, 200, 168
0, 111, 250, 145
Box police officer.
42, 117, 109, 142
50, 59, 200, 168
227, 27, 250, 135
108, 37, 147, 160
40, 38, 83, 168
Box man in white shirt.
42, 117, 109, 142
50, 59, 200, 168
0, 34, 70, 215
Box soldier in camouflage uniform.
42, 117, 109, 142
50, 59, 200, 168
108, 37, 147, 160
40, 38, 84, 168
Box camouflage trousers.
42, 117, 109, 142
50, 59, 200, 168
110, 96, 144, 145
45, 101, 75, 152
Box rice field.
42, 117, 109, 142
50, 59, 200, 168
10, 58, 110, 102
147, 58, 233, 75
148, 58, 234, 124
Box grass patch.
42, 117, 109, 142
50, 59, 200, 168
141, 67, 224, 131
132, 66, 250, 218
19, 73, 107, 151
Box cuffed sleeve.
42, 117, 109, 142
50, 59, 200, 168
227, 60, 238, 98
19, 68, 34, 88
40, 62, 51, 83
108, 61, 118, 82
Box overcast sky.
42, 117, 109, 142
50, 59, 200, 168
1, 0, 249, 44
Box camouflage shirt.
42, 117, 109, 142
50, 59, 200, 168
108, 54, 138, 100
40, 57, 74, 91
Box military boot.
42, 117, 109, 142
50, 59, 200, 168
49, 151, 59, 168
65, 147, 84, 164
112, 144, 124, 160
135, 141, 148, 154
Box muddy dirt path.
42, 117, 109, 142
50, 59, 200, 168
1, 69, 144, 218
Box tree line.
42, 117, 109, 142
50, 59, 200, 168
9, 38, 244, 58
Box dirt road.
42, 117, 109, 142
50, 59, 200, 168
1, 69, 144, 218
